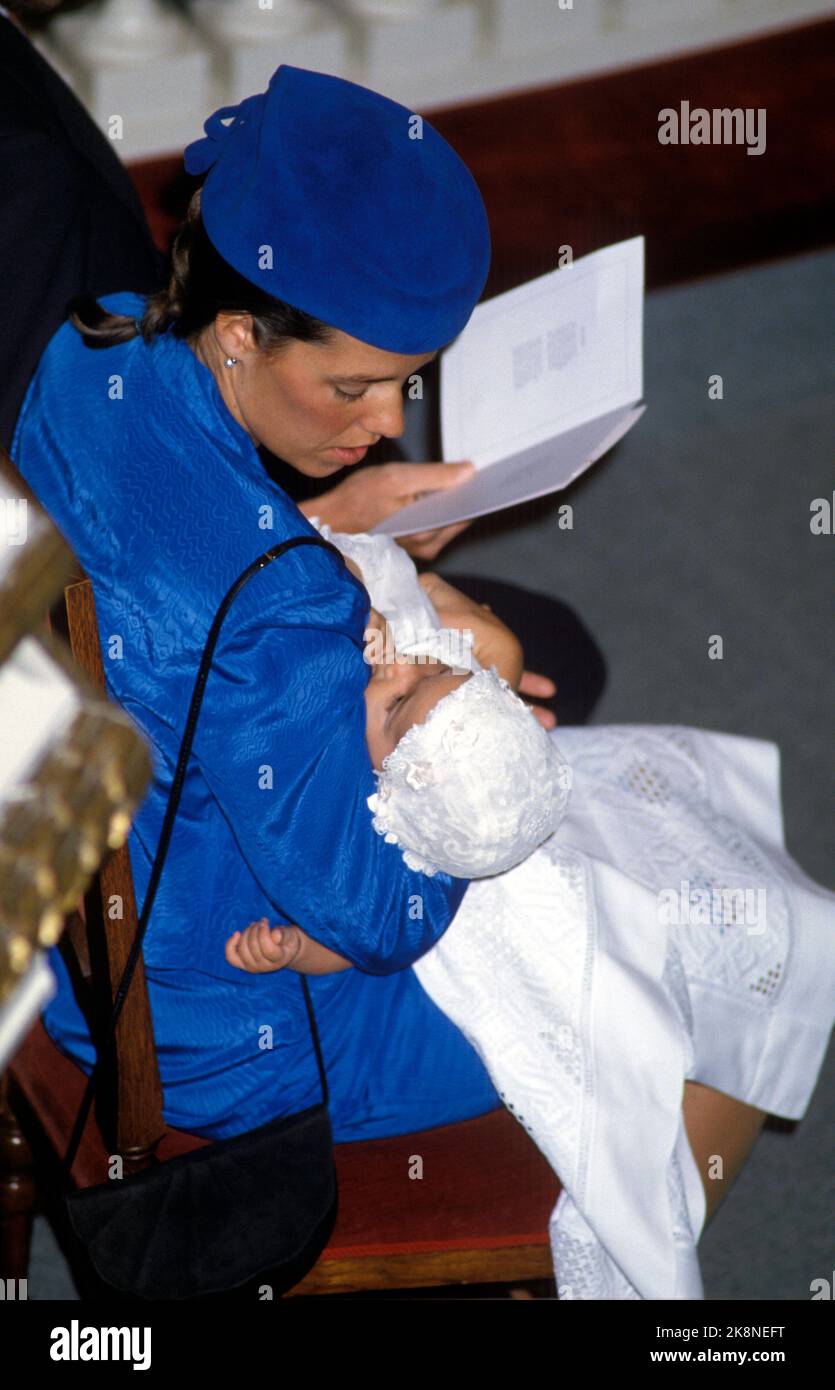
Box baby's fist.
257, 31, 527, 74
225, 917, 302, 973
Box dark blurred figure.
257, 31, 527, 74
0, 0, 163, 450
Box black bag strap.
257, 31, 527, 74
61, 534, 346, 1186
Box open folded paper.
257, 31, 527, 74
372, 236, 646, 537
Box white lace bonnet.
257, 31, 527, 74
367, 666, 572, 878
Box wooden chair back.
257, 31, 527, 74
48, 574, 165, 1173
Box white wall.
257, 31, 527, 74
33, 0, 830, 161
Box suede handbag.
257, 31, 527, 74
60, 536, 344, 1300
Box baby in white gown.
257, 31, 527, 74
226, 523, 835, 1301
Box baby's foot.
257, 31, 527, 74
225, 917, 303, 973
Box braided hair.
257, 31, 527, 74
68, 186, 334, 354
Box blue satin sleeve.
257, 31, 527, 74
189, 538, 470, 974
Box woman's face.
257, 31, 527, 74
192, 313, 437, 478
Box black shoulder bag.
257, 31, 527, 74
59, 535, 345, 1300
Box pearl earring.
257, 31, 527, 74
224, 356, 238, 368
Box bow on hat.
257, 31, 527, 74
184, 94, 265, 176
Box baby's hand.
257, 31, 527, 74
225, 917, 304, 973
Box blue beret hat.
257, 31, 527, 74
183, 65, 491, 355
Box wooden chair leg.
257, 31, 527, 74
0, 1071, 37, 1284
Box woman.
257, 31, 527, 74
12, 66, 790, 1289
12, 64, 555, 1145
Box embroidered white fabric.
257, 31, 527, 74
414, 724, 835, 1300
309, 522, 835, 1298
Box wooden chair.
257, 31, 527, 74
0, 572, 561, 1298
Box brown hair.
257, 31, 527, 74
68, 187, 336, 354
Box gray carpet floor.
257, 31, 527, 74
26, 245, 833, 1301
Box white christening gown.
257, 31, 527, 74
312, 520, 835, 1301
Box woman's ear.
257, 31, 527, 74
213, 312, 257, 361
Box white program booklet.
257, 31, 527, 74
372, 235, 646, 537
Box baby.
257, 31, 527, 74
218, 526, 835, 1302
224, 523, 568, 977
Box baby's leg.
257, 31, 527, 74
682, 1079, 769, 1228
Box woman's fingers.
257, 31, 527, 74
391, 464, 476, 560
390, 460, 475, 502
396, 518, 473, 561
416, 570, 487, 616
519, 669, 557, 698
526, 703, 558, 730
299, 461, 474, 535
518, 670, 558, 731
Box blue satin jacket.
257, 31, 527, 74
12, 293, 498, 1141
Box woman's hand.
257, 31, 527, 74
518, 671, 558, 730
418, 574, 558, 727
418, 572, 524, 690
298, 460, 475, 559
395, 520, 473, 562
